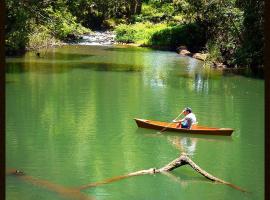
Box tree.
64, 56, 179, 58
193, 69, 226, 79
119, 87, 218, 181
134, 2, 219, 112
235, 0, 264, 74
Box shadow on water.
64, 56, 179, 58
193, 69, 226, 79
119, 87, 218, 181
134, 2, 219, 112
6, 52, 96, 63
5, 61, 143, 74
78, 62, 142, 72
174, 68, 223, 80
5, 63, 27, 74
5, 80, 18, 84
38, 52, 96, 60
103, 46, 152, 52
222, 67, 264, 79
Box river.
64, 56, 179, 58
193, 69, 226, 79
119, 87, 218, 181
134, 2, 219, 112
6, 45, 264, 200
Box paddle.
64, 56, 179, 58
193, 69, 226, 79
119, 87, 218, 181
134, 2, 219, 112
158, 110, 184, 133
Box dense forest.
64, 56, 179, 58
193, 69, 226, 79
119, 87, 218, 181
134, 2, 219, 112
5, 0, 264, 76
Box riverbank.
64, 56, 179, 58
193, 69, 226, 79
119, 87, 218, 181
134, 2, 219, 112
116, 42, 227, 69
17, 30, 262, 77
5, 0, 263, 76
25, 34, 225, 72
25, 31, 217, 69
113, 22, 232, 69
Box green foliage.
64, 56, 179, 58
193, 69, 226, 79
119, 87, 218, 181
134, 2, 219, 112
5, 31, 28, 55
173, 0, 263, 73
27, 25, 61, 51
115, 22, 206, 51
5, 0, 90, 54
115, 24, 136, 43
115, 22, 168, 44
150, 23, 206, 51
102, 18, 128, 29
5, 0, 31, 54
44, 6, 90, 40
133, 2, 179, 23
67, 0, 105, 29
235, 0, 264, 71
205, 41, 222, 62
5, 0, 264, 74
67, 0, 143, 29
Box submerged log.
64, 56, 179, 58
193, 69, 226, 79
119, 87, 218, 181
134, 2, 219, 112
6, 169, 94, 200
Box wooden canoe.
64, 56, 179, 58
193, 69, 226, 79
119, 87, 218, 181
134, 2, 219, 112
134, 118, 233, 136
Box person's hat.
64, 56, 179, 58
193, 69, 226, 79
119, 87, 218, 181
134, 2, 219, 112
184, 107, 192, 113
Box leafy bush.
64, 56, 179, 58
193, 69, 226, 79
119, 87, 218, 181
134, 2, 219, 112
27, 25, 61, 51
205, 41, 222, 63
132, 3, 178, 23
5, 3, 30, 55
102, 18, 128, 29
5, 2, 90, 55
150, 23, 206, 51
44, 6, 90, 40
115, 22, 168, 44
116, 22, 206, 51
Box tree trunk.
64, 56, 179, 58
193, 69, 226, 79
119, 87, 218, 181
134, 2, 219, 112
128, 0, 142, 16
135, 0, 142, 14
130, 0, 136, 16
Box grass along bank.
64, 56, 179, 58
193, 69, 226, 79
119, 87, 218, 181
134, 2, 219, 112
115, 22, 205, 49
114, 22, 218, 66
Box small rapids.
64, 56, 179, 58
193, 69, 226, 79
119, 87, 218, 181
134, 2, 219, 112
77, 31, 116, 46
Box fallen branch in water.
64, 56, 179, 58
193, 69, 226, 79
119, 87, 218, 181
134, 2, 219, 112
77, 153, 247, 192
6, 152, 247, 200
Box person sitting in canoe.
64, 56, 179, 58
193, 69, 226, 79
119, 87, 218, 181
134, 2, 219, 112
173, 107, 197, 129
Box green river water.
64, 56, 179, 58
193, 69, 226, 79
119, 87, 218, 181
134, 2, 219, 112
6, 45, 264, 200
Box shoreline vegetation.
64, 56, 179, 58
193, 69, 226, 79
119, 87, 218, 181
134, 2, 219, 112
6, 0, 264, 77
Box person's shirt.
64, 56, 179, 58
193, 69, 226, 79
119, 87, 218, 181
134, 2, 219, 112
184, 113, 197, 125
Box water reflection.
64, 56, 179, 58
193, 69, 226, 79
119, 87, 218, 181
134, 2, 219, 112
6, 45, 223, 93
35, 51, 96, 60
185, 59, 222, 94
104, 46, 151, 52
186, 57, 198, 72
6, 45, 264, 200
194, 73, 209, 94
149, 70, 167, 88
6, 61, 142, 74
141, 51, 178, 89
139, 129, 233, 158
180, 137, 197, 156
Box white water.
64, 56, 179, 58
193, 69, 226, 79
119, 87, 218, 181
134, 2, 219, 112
77, 31, 116, 45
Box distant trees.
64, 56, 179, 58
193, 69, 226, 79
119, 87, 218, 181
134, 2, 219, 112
5, 0, 264, 75
235, 0, 264, 72
172, 0, 263, 74
5, 0, 145, 54
5, 0, 89, 54
5, 0, 31, 54
66, 0, 143, 28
